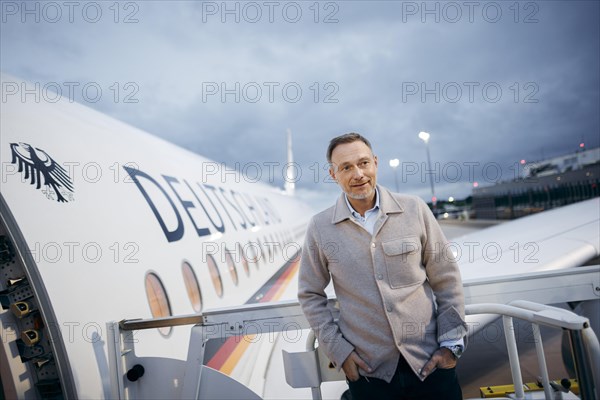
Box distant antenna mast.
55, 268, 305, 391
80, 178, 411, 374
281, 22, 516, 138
284, 128, 295, 195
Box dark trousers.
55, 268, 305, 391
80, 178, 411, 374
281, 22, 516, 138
347, 356, 463, 400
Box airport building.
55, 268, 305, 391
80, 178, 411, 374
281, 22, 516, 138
473, 147, 600, 219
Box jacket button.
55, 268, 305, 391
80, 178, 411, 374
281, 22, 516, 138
377, 274, 383, 280
386, 305, 392, 312
371, 242, 376, 248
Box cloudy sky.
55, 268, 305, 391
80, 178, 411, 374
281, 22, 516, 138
2, 0, 598, 211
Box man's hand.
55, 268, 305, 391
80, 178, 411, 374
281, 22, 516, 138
342, 351, 372, 382
419, 347, 457, 379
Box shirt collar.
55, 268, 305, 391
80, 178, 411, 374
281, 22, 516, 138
332, 185, 403, 224
344, 187, 380, 219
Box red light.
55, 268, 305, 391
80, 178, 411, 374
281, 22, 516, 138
473, 182, 479, 188
520, 159, 526, 165
432, 196, 437, 203
580, 142, 585, 148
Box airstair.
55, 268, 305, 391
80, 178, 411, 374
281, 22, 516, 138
108, 265, 600, 400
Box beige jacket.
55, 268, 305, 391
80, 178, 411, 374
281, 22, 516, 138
298, 186, 467, 382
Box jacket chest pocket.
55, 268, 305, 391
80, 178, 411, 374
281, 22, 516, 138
382, 237, 424, 289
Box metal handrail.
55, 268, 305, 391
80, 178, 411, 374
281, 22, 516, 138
465, 301, 599, 400
111, 298, 598, 400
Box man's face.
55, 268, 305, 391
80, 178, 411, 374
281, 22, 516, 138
329, 140, 378, 200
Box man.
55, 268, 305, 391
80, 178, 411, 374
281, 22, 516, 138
298, 133, 467, 400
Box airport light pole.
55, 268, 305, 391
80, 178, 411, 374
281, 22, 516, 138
389, 158, 400, 192
418, 131, 437, 210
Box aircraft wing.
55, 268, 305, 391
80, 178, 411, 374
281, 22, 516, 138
455, 198, 599, 282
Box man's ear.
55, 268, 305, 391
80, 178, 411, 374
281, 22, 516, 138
373, 155, 378, 168
329, 166, 337, 182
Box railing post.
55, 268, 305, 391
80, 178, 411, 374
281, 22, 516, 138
531, 323, 553, 400
502, 316, 525, 399
568, 329, 596, 400
106, 321, 124, 400
304, 330, 322, 400
181, 325, 208, 399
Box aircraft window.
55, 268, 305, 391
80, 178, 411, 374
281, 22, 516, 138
225, 249, 239, 286
182, 261, 203, 312
247, 241, 259, 269
264, 236, 272, 260
270, 234, 277, 254
144, 272, 172, 336
256, 239, 266, 264
238, 243, 250, 276
206, 254, 224, 297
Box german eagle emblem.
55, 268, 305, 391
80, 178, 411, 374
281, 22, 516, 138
10, 143, 74, 202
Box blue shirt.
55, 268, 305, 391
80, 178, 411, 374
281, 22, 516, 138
344, 187, 381, 234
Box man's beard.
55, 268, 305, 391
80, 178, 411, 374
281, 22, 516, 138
346, 185, 374, 200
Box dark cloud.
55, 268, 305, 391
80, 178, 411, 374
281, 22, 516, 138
1, 0, 598, 208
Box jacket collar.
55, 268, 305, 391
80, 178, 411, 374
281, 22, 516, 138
331, 185, 404, 224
